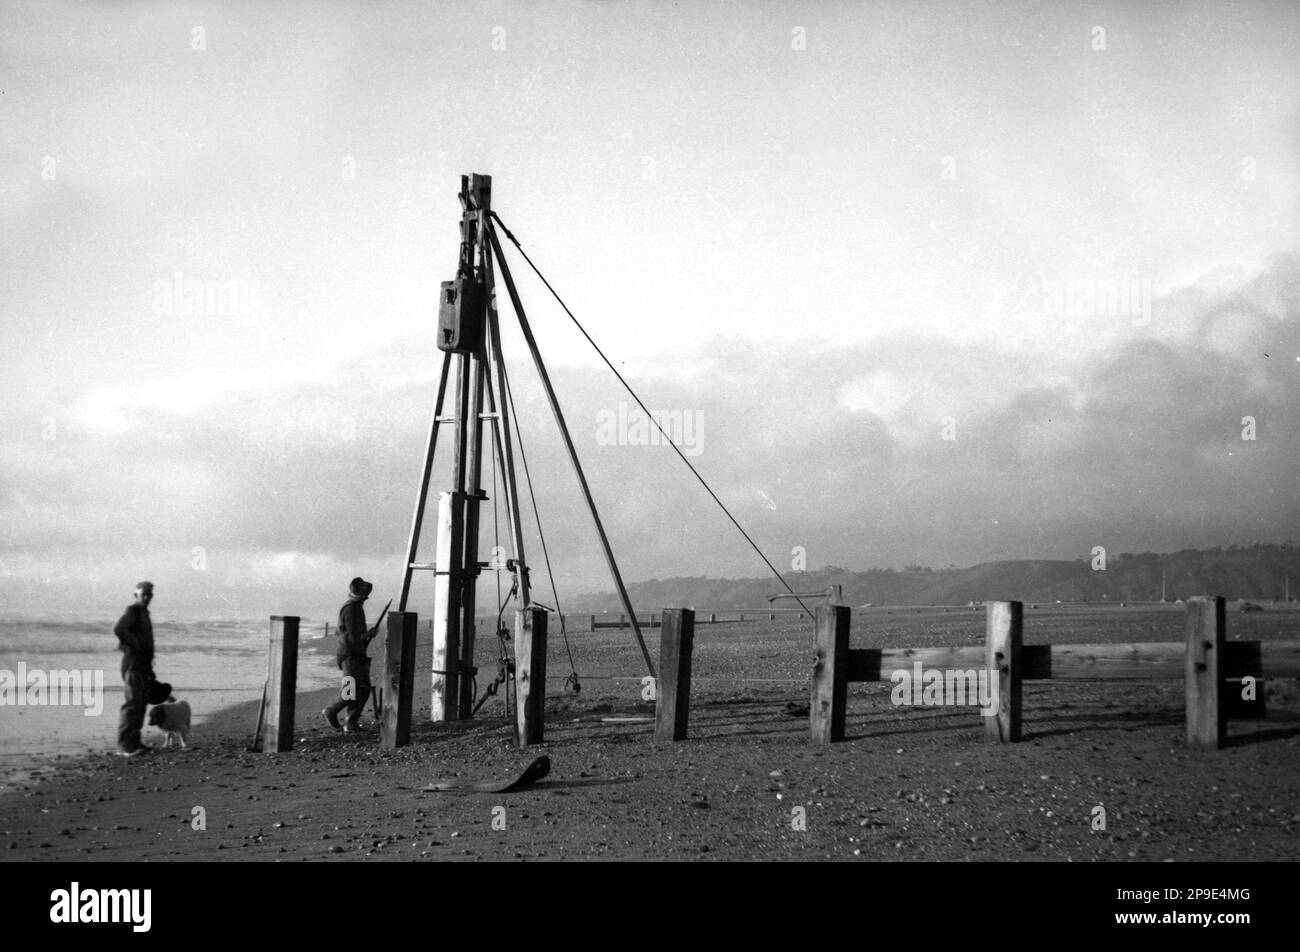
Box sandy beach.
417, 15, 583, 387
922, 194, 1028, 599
3, 609, 1298, 862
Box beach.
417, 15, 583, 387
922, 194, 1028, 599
2, 606, 1299, 862
0, 614, 340, 786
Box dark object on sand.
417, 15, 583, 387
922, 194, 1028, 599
421, 755, 551, 793
783, 701, 810, 717
1239, 601, 1264, 613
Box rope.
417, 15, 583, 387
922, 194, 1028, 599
490, 211, 812, 616
491, 419, 502, 612
500, 340, 581, 683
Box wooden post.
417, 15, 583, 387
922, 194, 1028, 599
515, 606, 548, 746
263, 616, 298, 753
381, 612, 418, 749
810, 605, 850, 744
985, 601, 1022, 743
589, 614, 595, 631
456, 347, 487, 720
489, 224, 655, 679
654, 609, 695, 742
431, 491, 462, 721
398, 350, 452, 612
709, 612, 716, 623
1223, 641, 1266, 719
482, 249, 530, 609
769, 612, 775, 621
1186, 596, 1226, 749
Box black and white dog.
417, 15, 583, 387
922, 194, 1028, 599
147, 699, 192, 748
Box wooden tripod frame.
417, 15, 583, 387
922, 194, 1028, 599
398, 173, 655, 723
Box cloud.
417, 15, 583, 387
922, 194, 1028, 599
2, 255, 1299, 613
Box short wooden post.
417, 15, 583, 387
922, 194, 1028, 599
1223, 641, 1266, 719
515, 606, 548, 746
769, 612, 775, 621
709, 612, 717, 623
263, 616, 299, 753
588, 614, 595, 631
810, 605, 850, 743
654, 609, 695, 742
1186, 596, 1226, 749
381, 611, 418, 749
985, 601, 1022, 743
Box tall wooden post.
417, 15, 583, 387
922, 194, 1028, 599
381, 611, 418, 749
482, 251, 530, 609
263, 616, 299, 754
488, 224, 655, 679
457, 357, 486, 720
654, 609, 695, 742
985, 601, 1023, 743
1186, 596, 1226, 749
811, 605, 850, 744
398, 351, 452, 611
431, 492, 462, 721
515, 606, 548, 746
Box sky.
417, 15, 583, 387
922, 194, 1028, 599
1, 0, 1298, 620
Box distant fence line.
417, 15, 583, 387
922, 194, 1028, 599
319, 609, 813, 638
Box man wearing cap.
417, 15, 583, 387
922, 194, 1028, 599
323, 577, 374, 733
114, 581, 156, 755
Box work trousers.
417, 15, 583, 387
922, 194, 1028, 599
117, 662, 150, 752
326, 656, 371, 726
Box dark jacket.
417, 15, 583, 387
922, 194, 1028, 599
114, 603, 154, 671
336, 596, 369, 664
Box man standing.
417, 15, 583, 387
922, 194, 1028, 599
323, 577, 374, 733
114, 581, 156, 756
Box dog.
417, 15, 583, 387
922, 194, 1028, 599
147, 699, 192, 748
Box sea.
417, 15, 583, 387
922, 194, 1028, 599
0, 613, 340, 787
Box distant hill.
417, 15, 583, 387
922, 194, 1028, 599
562, 544, 1300, 611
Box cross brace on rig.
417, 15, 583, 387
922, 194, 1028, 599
397, 173, 656, 726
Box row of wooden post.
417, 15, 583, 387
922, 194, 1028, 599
264, 597, 1279, 755
259, 606, 550, 753
810, 596, 1291, 750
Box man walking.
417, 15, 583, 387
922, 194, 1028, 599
323, 577, 374, 733
114, 581, 156, 756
